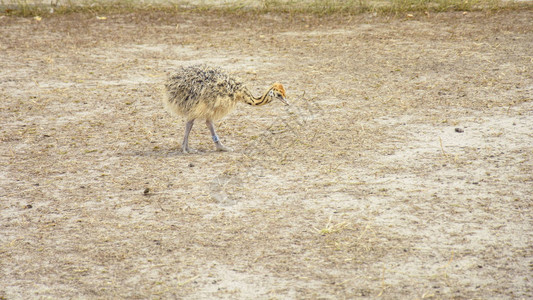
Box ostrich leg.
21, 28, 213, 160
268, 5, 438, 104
182, 119, 196, 153
206, 120, 232, 152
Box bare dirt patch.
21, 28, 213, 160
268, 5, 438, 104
1, 10, 532, 298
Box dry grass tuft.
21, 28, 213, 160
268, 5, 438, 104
313, 215, 350, 235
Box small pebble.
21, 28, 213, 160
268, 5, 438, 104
188, 163, 194, 167
455, 127, 464, 133
143, 188, 150, 195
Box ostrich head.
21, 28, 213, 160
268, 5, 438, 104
269, 83, 289, 106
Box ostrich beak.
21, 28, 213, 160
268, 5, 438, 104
280, 96, 290, 106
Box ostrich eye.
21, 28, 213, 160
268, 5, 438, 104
269, 89, 284, 99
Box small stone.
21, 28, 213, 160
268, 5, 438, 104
455, 127, 464, 133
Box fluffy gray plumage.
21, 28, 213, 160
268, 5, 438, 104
164, 65, 244, 121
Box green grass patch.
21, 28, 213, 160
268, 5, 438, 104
0, 0, 530, 17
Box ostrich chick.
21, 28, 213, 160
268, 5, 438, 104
164, 65, 289, 153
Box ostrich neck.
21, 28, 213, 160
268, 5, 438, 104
239, 87, 272, 106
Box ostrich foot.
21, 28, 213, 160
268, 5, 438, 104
182, 146, 198, 154
215, 142, 232, 152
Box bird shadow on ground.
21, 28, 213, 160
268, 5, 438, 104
123, 146, 233, 158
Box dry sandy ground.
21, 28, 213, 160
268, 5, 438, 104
1, 9, 532, 299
